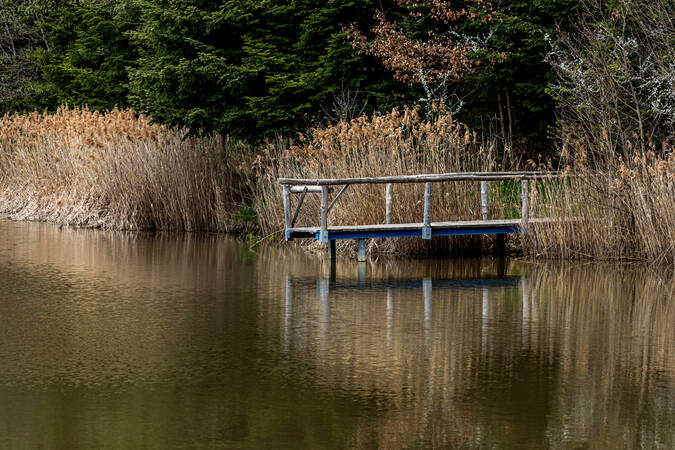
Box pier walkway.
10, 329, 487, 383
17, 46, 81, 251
279, 171, 564, 260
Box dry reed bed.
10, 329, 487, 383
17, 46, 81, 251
256, 108, 674, 262
0, 106, 237, 230
527, 147, 674, 262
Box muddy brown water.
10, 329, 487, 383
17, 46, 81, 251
0, 219, 673, 449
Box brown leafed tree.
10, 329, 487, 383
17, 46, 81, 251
349, 0, 500, 113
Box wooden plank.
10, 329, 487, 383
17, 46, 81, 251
279, 171, 565, 186
316, 225, 523, 240
327, 184, 349, 213
290, 185, 323, 193
288, 218, 557, 234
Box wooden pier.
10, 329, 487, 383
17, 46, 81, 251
279, 171, 563, 259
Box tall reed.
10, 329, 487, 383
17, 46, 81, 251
0, 106, 242, 231
526, 141, 674, 263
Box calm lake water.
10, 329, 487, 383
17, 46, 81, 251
0, 219, 673, 449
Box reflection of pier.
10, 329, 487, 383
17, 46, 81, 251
281, 267, 539, 440
329, 252, 507, 287
283, 271, 531, 356
290, 276, 519, 292
273, 260, 675, 449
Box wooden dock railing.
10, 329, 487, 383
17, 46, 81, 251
279, 171, 564, 259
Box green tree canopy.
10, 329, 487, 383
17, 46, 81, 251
29, 0, 139, 111
128, 0, 411, 137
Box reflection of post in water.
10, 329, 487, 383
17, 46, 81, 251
422, 277, 433, 430
482, 287, 489, 356
318, 278, 330, 342
283, 267, 523, 357
285, 274, 292, 351
521, 276, 530, 348
386, 287, 393, 347
358, 262, 366, 286
423, 278, 432, 344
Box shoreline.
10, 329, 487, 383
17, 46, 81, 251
1, 108, 672, 264
1, 214, 672, 269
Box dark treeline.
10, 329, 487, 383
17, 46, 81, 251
1, 0, 579, 149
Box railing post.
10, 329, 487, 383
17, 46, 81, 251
282, 184, 291, 240
320, 185, 329, 243
385, 183, 392, 224
521, 179, 529, 234
530, 179, 536, 218
422, 182, 432, 239
480, 180, 489, 221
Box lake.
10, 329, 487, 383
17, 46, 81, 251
0, 219, 673, 449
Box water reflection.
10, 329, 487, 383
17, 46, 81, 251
0, 219, 672, 448
271, 255, 674, 448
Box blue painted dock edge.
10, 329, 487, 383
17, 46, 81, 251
285, 225, 522, 241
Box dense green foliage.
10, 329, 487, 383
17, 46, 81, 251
128, 0, 410, 137
0, 0, 581, 147
31, 0, 139, 111
459, 0, 579, 147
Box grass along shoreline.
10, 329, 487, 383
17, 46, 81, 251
1, 107, 672, 263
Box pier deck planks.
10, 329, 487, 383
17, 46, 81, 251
287, 218, 556, 240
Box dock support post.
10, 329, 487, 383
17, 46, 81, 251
282, 185, 291, 240
496, 234, 506, 255
422, 182, 432, 240
329, 245, 336, 285
320, 185, 329, 242
481, 287, 489, 354
328, 239, 336, 261
520, 180, 529, 234
481, 181, 489, 221
357, 239, 366, 262
385, 183, 392, 224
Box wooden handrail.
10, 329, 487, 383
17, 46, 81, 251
281, 170, 568, 247
278, 171, 565, 186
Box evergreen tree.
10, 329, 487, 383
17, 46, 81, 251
30, 0, 138, 111
128, 0, 409, 137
